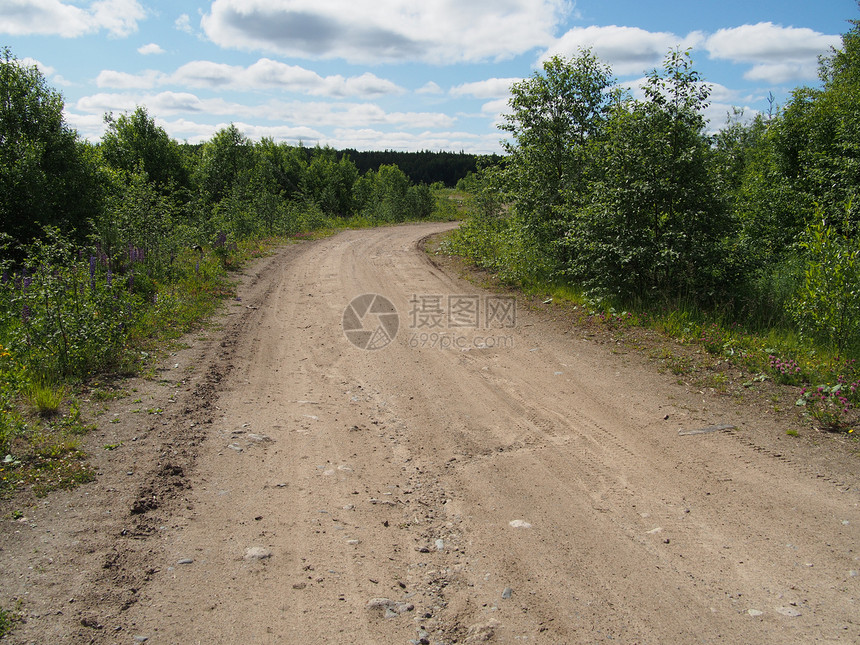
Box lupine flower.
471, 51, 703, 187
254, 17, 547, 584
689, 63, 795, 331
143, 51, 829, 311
89, 256, 97, 291
21, 304, 31, 323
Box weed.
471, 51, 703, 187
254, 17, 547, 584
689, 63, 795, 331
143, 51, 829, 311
796, 383, 857, 432
26, 381, 64, 417
769, 355, 803, 385
786, 429, 800, 437
0, 603, 20, 637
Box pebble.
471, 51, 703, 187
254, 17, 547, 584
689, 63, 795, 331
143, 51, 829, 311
776, 606, 802, 617
244, 547, 272, 560
227, 443, 243, 453
366, 598, 414, 618
133, 637, 149, 643
747, 609, 763, 617
435, 539, 445, 551
509, 520, 532, 529
347, 539, 361, 545
177, 558, 194, 565
501, 587, 513, 599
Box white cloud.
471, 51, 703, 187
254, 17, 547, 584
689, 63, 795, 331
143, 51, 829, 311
0, 0, 145, 38
480, 97, 510, 117
200, 0, 569, 64
175, 13, 193, 34
74, 91, 456, 129
19, 57, 55, 77
704, 23, 839, 84
97, 69, 164, 89
95, 58, 405, 98
542, 25, 704, 76
416, 82, 443, 95
744, 62, 819, 84
329, 127, 502, 153
138, 42, 165, 55
450, 78, 521, 99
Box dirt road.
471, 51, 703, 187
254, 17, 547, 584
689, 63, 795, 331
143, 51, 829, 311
3, 223, 859, 644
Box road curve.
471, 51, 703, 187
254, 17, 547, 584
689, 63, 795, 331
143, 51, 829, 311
125, 223, 859, 644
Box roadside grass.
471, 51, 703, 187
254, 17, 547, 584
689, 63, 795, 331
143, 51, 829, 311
431, 229, 859, 436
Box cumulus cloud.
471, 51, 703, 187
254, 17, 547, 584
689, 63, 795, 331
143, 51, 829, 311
0, 0, 145, 38
200, 0, 568, 64
450, 78, 521, 99
95, 58, 404, 98
138, 43, 165, 55
704, 22, 839, 83
542, 25, 704, 76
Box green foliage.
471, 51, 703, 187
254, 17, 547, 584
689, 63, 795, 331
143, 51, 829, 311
502, 50, 614, 247
303, 148, 358, 217
563, 49, 730, 303
796, 383, 857, 432
790, 209, 860, 353
100, 107, 190, 195
197, 124, 253, 205
0, 227, 138, 380
0, 48, 98, 246
26, 380, 64, 417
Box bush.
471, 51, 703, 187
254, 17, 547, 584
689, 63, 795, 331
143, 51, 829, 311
0, 228, 137, 380
790, 209, 860, 354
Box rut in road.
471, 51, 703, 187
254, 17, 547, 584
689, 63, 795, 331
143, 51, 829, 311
124, 223, 858, 644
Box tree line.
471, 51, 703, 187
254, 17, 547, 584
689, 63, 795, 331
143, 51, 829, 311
0, 46, 467, 257
451, 15, 860, 356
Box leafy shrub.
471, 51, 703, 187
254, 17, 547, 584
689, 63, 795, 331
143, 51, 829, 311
790, 209, 860, 354
1, 227, 137, 380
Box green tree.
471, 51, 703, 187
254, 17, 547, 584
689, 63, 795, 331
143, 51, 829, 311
302, 147, 357, 217
564, 49, 729, 302
501, 50, 614, 247
100, 106, 190, 195
0, 47, 98, 246
355, 164, 411, 222
196, 124, 252, 206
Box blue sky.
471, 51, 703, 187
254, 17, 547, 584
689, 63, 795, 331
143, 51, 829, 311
1, 0, 856, 153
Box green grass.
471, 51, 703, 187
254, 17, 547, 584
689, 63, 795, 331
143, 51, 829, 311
26, 381, 64, 417
0, 603, 20, 637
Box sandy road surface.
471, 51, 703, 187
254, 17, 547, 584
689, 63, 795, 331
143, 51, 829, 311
3, 222, 859, 644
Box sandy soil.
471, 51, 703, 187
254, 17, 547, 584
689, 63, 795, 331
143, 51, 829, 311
1, 222, 858, 644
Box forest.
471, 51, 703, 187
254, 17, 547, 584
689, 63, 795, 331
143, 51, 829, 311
446, 17, 860, 433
